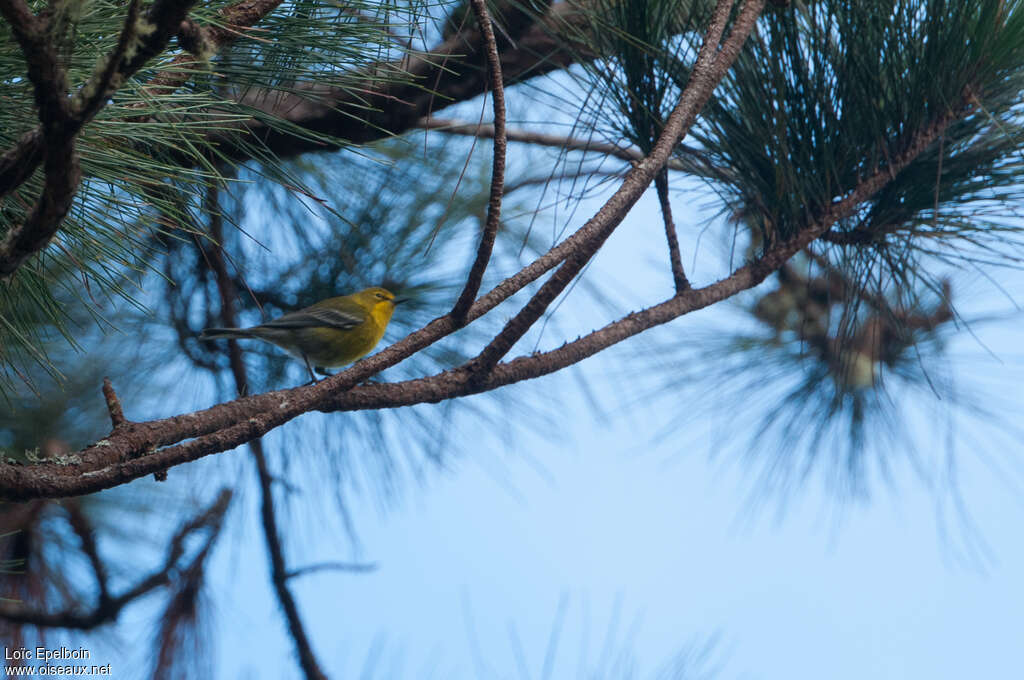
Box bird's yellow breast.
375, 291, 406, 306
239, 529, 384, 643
298, 300, 394, 368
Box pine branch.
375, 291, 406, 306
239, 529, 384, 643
0, 0, 701, 199
0, 491, 231, 629
0, 76, 972, 503
0, 0, 79, 279
452, 0, 508, 321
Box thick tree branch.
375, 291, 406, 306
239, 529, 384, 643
0, 491, 231, 629
212, 1, 593, 158
0, 0, 78, 280
0, 138, 81, 279
0, 0, 70, 126
0, 130, 44, 201
0, 0, 704, 216
452, 0, 508, 321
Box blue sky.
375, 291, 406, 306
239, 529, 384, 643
200, 381, 1024, 679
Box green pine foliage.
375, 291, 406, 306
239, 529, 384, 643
0, 0, 422, 394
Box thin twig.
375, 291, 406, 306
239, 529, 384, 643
64, 503, 111, 608
286, 561, 378, 580
101, 378, 127, 429
654, 168, 690, 292
418, 117, 721, 178
451, 0, 508, 321
251, 442, 329, 680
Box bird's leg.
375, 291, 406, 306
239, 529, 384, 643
315, 366, 333, 377
302, 354, 318, 384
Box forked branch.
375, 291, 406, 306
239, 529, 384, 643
0, 8, 974, 503
0, 491, 231, 629
467, 0, 761, 372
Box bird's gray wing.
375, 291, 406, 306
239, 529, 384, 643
256, 306, 363, 331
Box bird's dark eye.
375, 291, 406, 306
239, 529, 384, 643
375, 293, 386, 299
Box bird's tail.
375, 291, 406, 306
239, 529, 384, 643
199, 327, 254, 341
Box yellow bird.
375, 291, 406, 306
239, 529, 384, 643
200, 286, 404, 381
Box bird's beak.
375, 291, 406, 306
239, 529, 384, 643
393, 297, 410, 305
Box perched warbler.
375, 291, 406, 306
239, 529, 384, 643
199, 286, 404, 381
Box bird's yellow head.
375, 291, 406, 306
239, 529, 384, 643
353, 286, 397, 306
352, 286, 402, 325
